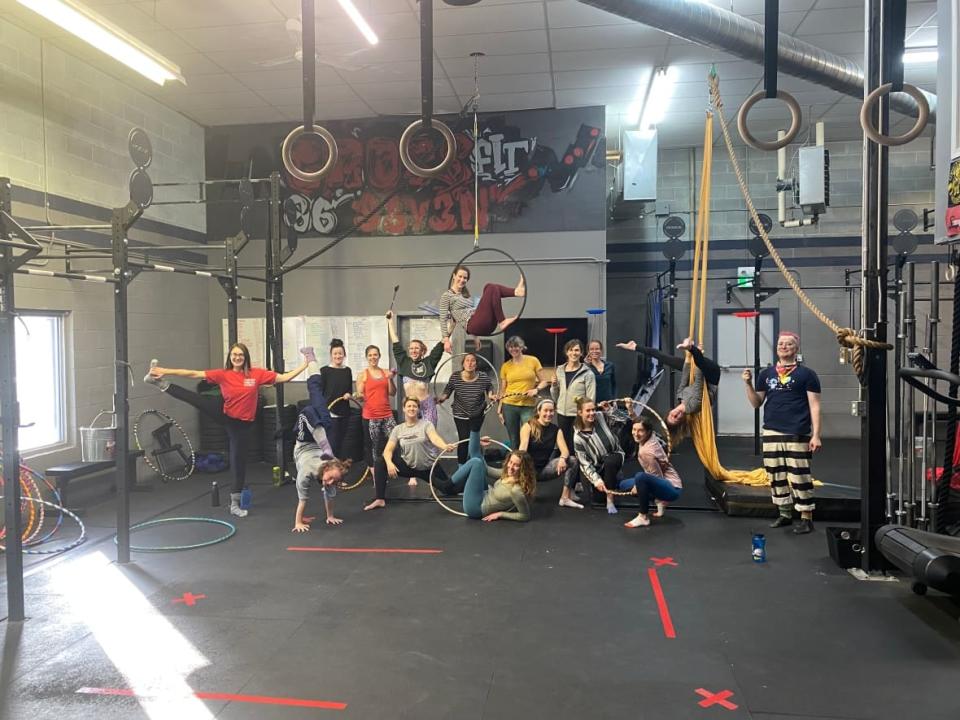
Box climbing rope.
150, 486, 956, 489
708, 70, 891, 382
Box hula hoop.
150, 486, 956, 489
452, 247, 527, 336
737, 90, 802, 151
324, 398, 370, 490
120, 516, 236, 553
429, 437, 511, 517
281, 124, 339, 182
432, 352, 501, 420
399, 118, 457, 178
134, 409, 196, 482
327, 396, 363, 413
591, 399, 672, 497
0, 495, 86, 555
860, 83, 930, 147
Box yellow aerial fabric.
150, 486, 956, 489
683, 112, 769, 487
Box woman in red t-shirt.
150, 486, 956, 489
355, 344, 396, 511
145, 343, 307, 517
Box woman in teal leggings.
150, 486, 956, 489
451, 432, 536, 521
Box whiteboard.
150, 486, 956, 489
223, 315, 388, 382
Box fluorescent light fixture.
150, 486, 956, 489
902, 48, 938, 64
625, 69, 653, 126
16, 0, 185, 86
336, 0, 379, 45
639, 66, 676, 130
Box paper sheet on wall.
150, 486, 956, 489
222, 317, 266, 367
282, 316, 306, 373
302, 316, 389, 376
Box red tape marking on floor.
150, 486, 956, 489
287, 547, 442, 554
172, 592, 206, 606
649, 556, 678, 567
647, 567, 676, 639
695, 688, 738, 710
76, 687, 347, 710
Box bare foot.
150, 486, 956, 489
497, 316, 517, 333
407, 478, 418, 487
474, 337, 482, 352
652, 501, 667, 518
515, 275, 525, 297
624, 513, 650, 528
363, 499, 386, 511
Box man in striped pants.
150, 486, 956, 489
743, 332, 822, 535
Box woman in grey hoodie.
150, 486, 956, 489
550, 339, 596, 451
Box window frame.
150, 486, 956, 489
15, 309, 70, 457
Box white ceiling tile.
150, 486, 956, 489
160, 73, 250, 96
166, 91, 270, 111
905, 27, 938, 47
190, 105, 284, 126
906, 3, 937, 28
450, 72, 552, 95
552, 48, 667, 72
807, 32, 864, 55
318, 37, 423, 63
556, 86, 638, 107
434, 3, 544, 35
132, 0, 284, 29
256, 85, 361, 106
672, 61, 763, 84
364, 96, 464, 116
338, 61, 422, 84
348, 80, 453, 100
555, 68, 650, 91
233, 68, 324, 91
793, 8, 866, 36
472, 91, 555, 112
178, 22, 292, 53
434, 30, 548, 57
175, 52, 228, 76
441, 53, 551, 78
664, 41, 736, 65
743, 11, 808, 35
309, 11, 420, 43
549, 24, 668, 52
90, 3, 162, 32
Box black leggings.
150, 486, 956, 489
592, 452, 624, 503
328, 415, 349, 459
454, 414, 484, 465
165, 383, 252, 493
637, 346, 722, 385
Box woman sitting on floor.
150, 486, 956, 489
383, 397, 457, 493
573, 396, 626, 515
620, 417, 683, 529
518, 398, 582, 509
450, 431, 536, 522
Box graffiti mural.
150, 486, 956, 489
277, 107, 605, 237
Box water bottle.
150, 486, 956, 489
211, 481, 220, 507
272, 466, 282, 486
240, 486, 252, 510
752, 533, 767, 563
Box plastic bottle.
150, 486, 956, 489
211, 481, 220, 507
240, 486, 252, 510
752, 533, 767, 563
272, 465, 281, 486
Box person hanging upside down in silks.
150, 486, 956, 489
621, 417, 683, 529
291, 347, 347, 532
616, 337, 721, 443
386, 310, 444, 426
382, 397, 458, 494
450, 432, 535, 522
573, 396, 626, 515
742, 331, 822, 535
439, 265, 525, 353
518, 398, 582, 509
145, 343, 307, 518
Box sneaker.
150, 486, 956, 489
143, 359, 169, 390
769, 515, 793, 528
793, 519, 815, 535
230, 505, 248, 518
558, 497, 584, 509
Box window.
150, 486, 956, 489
15, 313, 66, 453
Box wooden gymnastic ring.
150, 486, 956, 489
859, 83, 930, 147
399, 118, 456, 178
737, 90, 802, 152
281, 124, 338, 182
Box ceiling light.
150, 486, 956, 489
639, 66, 676, 130
625, 69, 653, 126
17, 0, 184, 86
335, 0, 379, 45
902, 48, 938, 64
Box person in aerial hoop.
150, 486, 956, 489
145, 343, 307, 518
439, 265, 525, 352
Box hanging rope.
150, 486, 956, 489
472, 52, 482, 250
707, 70, 891, 383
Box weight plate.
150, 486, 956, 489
662, 237, 686, 260
129, 168, 154, 210
747, 235, 769, 258
748, 212, 773, 237
662, 215, 686, 239
128, 127, 153, 169
891, 232, 918, 256
893, 208, 919, 233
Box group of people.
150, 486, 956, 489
143, 264, 821, 536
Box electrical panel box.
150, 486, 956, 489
798, 146, 829, 216
623, 129, 658, 201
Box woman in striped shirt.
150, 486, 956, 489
437, 352, 495, 464
439, 265, 525, 353
573, 396, 625, 515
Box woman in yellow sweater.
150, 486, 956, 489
498, 335, 548, 449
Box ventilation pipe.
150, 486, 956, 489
577, 0, 937, 122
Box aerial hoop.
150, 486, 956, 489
429, 437, 511, 516
453, 246, 528, 336
860, 83, 930, 147
602, 398, 672, 457
737, 90, 802, 151
281, 124, 339, 182
432, 352, 501, 420
399, 118, 457, 178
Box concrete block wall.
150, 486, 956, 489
1, 16, 210, 470
608, 135, 945, 439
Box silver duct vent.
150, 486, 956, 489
577, 0, 937, 122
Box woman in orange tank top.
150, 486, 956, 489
356, 344, 396, 511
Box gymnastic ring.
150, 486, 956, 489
602, 398, 672, 457
281, 124, 339, 182
399, 118, 457, 178
429, 437, 511, 517
859, 83, 930, 147
452, 247, 527, 337
737, 90, 802, 152
431, 352, 501, 420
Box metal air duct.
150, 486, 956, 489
577, 0, 937, 122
